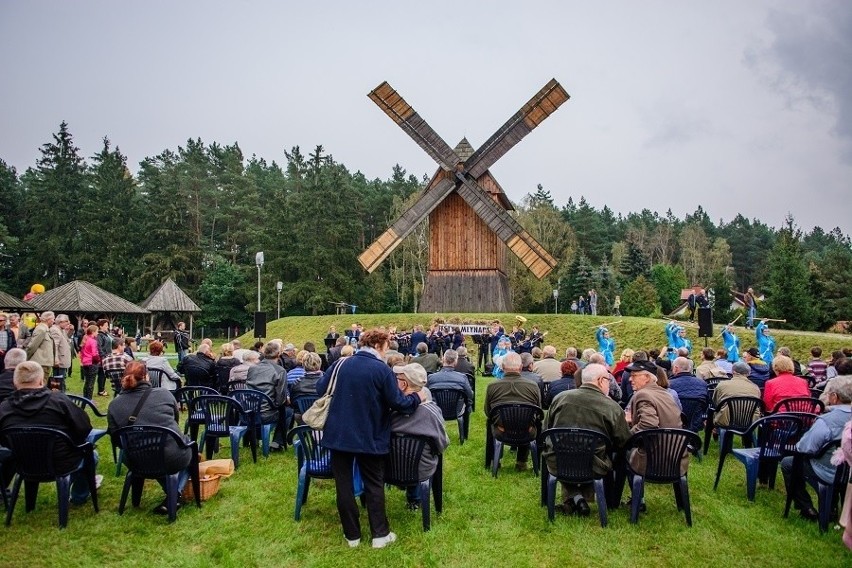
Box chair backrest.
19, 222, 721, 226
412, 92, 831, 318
706, 377, 730, 390
147, 368, 169, 389
105, 369, 124, 390
540, 382, 552, 409
626, 428, 701, 482
430, 389, 465, 420
230, 390, 275, 425
293, 395, 320, 414
114, 425, 191, 478
385, 434, 432, 485
678, 397, 709, 432
66, 394, 107, 418
751, 415, 803, 460
488, 403, 544, 445
191, 395, 245, 436
541, 428, 612, 483
772, 397, 824, 415
1, 426, 85, 479
288, 425, 331, 476
175, 386, 219, 420
716, 396, 763, 431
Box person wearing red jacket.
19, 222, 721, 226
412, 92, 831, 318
763, 355, 810, 412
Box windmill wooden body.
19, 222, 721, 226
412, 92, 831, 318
359, 80, 569, 312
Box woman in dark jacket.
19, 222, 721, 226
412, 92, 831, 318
215, 342, 241, 394
107, 360, 193, 515
316, 329, 426, 549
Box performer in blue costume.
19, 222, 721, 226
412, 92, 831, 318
595, 326, 616, 367
756, 320, 776, 364
721, 324, 740, 363
491, 335, 513, 379
665, 321, 692, 361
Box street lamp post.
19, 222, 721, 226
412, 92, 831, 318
276, 281, 283, 320
255, 251, 264, 311
552, 288, 559, 314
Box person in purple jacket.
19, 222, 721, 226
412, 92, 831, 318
316, 329, 427, 549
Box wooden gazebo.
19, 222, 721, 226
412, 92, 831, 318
139, 278, 201, 339
27, 280, 149, 328
0, 290, 33, 312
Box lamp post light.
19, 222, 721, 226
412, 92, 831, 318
552, 288, 559, 314
255, 251, 264, 312
276, 281, 283, 320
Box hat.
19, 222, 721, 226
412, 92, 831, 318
392, 363, 427, 388
284, 343, 296, 352
746, 347, 759, 357
625, 360, 658, 374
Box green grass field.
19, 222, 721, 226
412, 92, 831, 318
3, 314, 851, 567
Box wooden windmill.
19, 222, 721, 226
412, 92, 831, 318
359, 80, 569, 313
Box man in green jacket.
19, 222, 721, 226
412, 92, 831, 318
543, 363, 630, 515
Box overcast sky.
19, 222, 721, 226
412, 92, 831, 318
2, 1, 850, 236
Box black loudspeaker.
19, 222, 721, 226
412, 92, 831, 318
697, 307, 713, 338
253, 312, 267, 339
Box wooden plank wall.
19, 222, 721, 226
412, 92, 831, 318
419, 269, 512, 313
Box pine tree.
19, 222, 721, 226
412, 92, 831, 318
620, 242, 650, 283
650, 263, 687, 315
621, 275, 658, 317
763, 218, 815, 329
0, 160, 22, 290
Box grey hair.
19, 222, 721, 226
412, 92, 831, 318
456, 346, 467, 357
4, 347, 26, 369
542, 345, 557, 358
303, 352, 322, 372
417, 342, 428, 354
673, 357, 694, 374
55, 314, 70, 323
520, 352, 535, 369
565, 347, 578, 358
442, 349, 458, 366
581, 363, 608, 385
588, 353, 606, 365
732, 361, 751, 375
581, 348, 596, 361
825, 375, 852, 403
502, 352, 522, 373
778, 346, 792, 357
243, 350, 261, 363
39, 311, 55, 322
13, 361, 43, 386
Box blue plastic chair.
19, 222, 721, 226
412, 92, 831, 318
539, 428, 611, 527
230, 390, 277, 457
0, 446, 12, 511
717, 415, 802, 501
191, 395, 256, 468
114, 425, 201, 523
2, 426, 99, 528
708, 395, 763, 464
485, 403, 544, 478
174, 386, 219, 444
783, 439, 852, 533
385, 434, 443, 531
288, 425, 332, 521
67, 394, 121, 477
430, 388, 469, 444
625, 428, 701, 526
293, 395, 319, 414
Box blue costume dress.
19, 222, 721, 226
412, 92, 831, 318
596, 327, 615, 367
721, 328, 740, 363
491, 345, 511, 379
756, 321, 776, 364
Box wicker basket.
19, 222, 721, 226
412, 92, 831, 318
182, 474, 221, 502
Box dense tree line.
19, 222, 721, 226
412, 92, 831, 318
0, 123, 849, 331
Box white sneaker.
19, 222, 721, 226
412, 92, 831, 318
346, 538, 360, 548
372, 532, 397, 549
95, 474, 104, 489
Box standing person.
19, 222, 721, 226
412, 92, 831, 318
0, 312, 17, 371
589, 289, 598, 316
570, 300, 578, 314
744, 287, 757, 329
491, 336, 513, 379
612, 295, 621, 317
316, 329, 426, 548
578, 296, 586, 315
49, 315, 74, 391
173, 322, 191, 364
756, 320, 776, 366
79, 324, 100, 400
595, 326, 616, 367
8, 313, 30, 349
25, 311, 56, 382
665, 322, 691, 361
721, 324, 740, 364
95, 319, 112, 397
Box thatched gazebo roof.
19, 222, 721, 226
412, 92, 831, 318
0, 290, 33, 311
140, 278, 200, 313
27, 280, 149, 315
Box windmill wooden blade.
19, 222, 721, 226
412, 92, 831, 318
465, 79, 569, 179
358, 177, 457, 273
368, 82, 461, 172
454, 173, 557, 279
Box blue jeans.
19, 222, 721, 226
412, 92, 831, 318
747, 306, 756, 328
70, 451, 99, 505
157, 467, 190, 496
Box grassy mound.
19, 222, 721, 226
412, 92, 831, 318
240, 313, 851, 362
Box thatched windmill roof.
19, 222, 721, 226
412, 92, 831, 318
28, 281, 149, 315
0, 290, 34, 311
140, 278, 200, 313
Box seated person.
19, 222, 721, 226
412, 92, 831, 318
546, 360, 578, 408
0, 360, 99, 505
107, 361, 194, 515
390, 363, 449, 509
427, 349, 473, 411
744, 348, 771, 389
713, 361, 761, 427
246, 342, 288, 449
177, 343, 217, 390
214, 342, 241, 394
543, 363, 630, 515
763, 355, 810, 412
143, 341, 182, 390
780, 376, 852, 520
